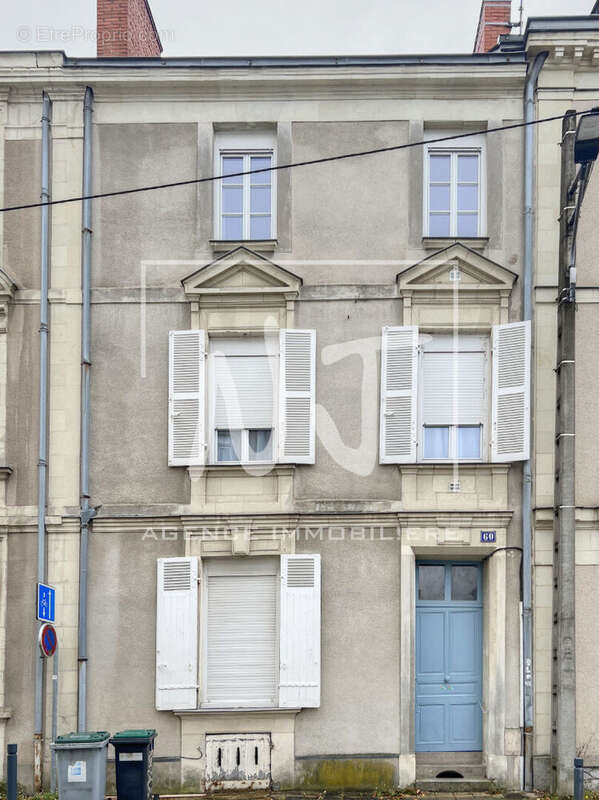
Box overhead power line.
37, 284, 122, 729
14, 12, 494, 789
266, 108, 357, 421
0, 110, 594, 214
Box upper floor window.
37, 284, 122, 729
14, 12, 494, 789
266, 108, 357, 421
424, 133, 485, 238
379, 322, 530, 465
210, 336, 277, 465
420, 334, 489, 461
214, 131, 276, 241
168, 328, 316, 467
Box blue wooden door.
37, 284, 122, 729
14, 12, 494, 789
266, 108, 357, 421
415, 562, 483, 752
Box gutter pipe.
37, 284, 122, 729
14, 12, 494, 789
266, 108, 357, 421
34, 90, 52, 793
77, 86, 94, 732
522, 50, 548, 792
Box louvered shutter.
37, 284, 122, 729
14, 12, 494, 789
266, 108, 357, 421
205, 559, 278, 706
278, 330, 316, 464
492, 320, 531, 462
279, 554, 321, 708
156, 557, 199, 711
379, 326, 418, 463
168, 330, 206, 466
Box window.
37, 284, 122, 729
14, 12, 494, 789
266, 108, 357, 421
210, 336, 277, 464
204, 557, 279, 707
168, 328, 316, 467
424, 133, 485, 238
215, 131, 276, 241
155, 554, 321, 711
420, 334, 488, 461
379, 322, 530, 465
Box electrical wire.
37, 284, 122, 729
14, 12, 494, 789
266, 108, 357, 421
0, 110, 596, 215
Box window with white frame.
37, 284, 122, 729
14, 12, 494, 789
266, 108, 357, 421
210, 335, 277, 464
215, 131, 276, 241
379, 322, 531, 465
424, 133, 485, 238
420, 334, 489, 461
204, 557, 279, 707
167, 328, 316, 467
155, 554, 322, 711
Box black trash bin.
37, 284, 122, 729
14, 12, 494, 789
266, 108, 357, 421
110, 729, 157, 800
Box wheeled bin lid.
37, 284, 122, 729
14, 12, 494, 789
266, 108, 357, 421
52, 731, 110, 748
110, 729, 156, 744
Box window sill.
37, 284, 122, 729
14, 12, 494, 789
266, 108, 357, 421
422, 236, 489, 251
176, 706, 301, 715
210, 239, 277, 253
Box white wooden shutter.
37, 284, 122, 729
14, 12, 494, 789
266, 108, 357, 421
205, 558, 278, 706
279, 554, 321, 708
156, 557, 199, 711
492, 320, 531, 462
168, 330, 206, 466
278, 330, 316, 464
379, 326, 418, 463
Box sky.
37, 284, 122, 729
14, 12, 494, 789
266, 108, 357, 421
1, 0, 594, 58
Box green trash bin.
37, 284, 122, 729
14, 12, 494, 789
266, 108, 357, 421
51, 731, 110, 800
110, 729, 157, 800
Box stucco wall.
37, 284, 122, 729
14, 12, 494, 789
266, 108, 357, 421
90, 301, 189, 506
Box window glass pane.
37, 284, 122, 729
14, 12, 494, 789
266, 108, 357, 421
457, 213, 478, 237
418, 565, 445, 601
423, 426, 449, 459
458, 425, 481, 459
458, 154, 479, 183
217, 429, 242, 462
250, 215, 272, 239
250, 155, 272, 183
222, 156, 243, 184
451, 565, 479, 601
248, 429, 272, 461
429, 213, 450, 237
222, 215, 243, 240
457, 184, 478, 212
430, 184, 450, 212
429, 154, 450, 182
250, 186, 271, 214
222, 186, 243, 214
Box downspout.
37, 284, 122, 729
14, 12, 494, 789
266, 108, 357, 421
78, 86, 94, 732
34, 90, 52, 793
522, 50, 548, 792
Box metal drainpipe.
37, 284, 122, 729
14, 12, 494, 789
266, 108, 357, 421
522, 50, 548, 792
34, 90, 52, 794
77, 86, 94, 732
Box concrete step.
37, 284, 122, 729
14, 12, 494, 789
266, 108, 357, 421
416, 763, 487, 779
415, 778, 495, 792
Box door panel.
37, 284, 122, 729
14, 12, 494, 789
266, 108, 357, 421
415, 562, 482, 752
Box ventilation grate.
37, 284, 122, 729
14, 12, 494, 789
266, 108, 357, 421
436, 770, 464, 779
287, 558, 315, 588
163, 560, 192, 591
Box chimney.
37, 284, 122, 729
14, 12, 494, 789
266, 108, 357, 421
474, 0, 512, 53
97, 0, 162, 57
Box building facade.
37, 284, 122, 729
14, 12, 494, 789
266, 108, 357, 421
0, 1, 596, 794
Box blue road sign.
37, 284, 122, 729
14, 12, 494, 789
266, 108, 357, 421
37, 583, 56, 623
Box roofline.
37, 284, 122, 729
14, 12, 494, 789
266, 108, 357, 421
59, 52, 526, 68
525, 15, 599, 39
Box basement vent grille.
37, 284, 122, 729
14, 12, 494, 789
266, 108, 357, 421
287, 558, 315, 588
163, 560, 192, 591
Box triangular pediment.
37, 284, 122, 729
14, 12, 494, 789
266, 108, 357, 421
397, 243, 517, 293
182, 246, 302, 296
0, 268, 18, 298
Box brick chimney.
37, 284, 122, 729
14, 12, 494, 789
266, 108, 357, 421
474, 0, 512, 53
97, 0, 162, 57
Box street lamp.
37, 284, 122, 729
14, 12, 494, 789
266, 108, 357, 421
575, 108, 599, 164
